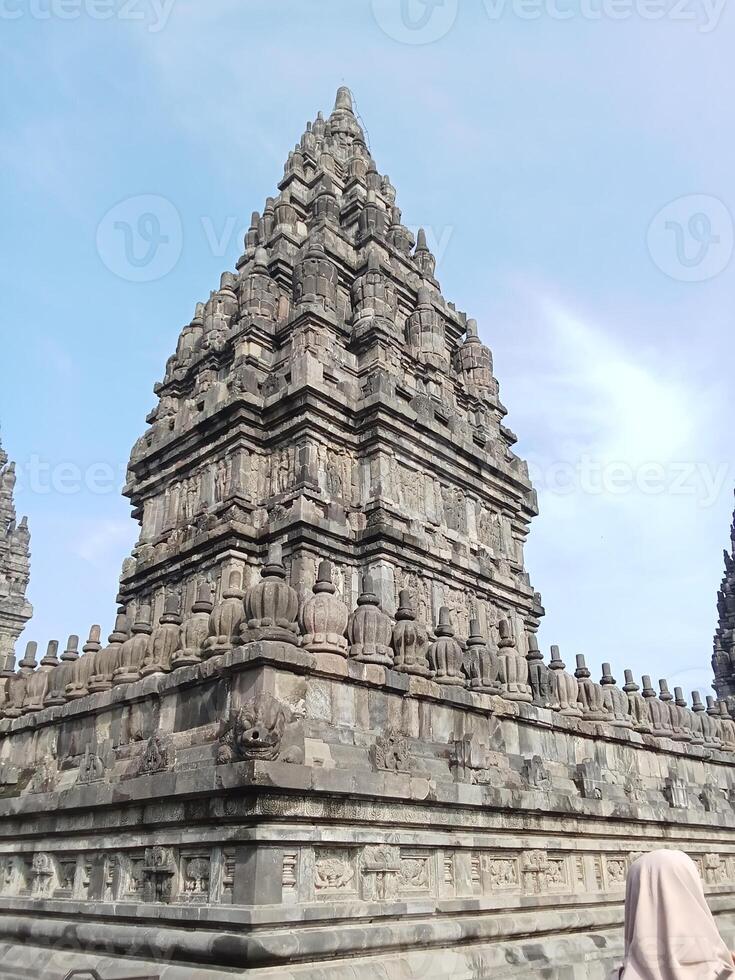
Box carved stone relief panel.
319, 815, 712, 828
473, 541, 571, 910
180, 853, 211, 902
482, 854, 520, 892
361, 845, 401, 902
314, 849, 357, 899
398, 849, 433, 896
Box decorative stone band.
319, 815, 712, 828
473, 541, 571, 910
1, 550, 730, 753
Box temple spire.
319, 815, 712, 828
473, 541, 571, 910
713, 491, 735, 705
0, 429, 32, 675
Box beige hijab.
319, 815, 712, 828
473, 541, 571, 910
614, 850, 734, 980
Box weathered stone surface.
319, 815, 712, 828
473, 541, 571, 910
3, 87, 735, 979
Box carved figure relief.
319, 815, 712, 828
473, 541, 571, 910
138, 734, 175, 776
372, 732, 411, 773
217, 693, 291, 764
314, 854, 355, 893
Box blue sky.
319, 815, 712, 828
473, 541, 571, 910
0, 0, 732, 695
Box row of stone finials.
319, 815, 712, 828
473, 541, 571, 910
1, 546, 733, 751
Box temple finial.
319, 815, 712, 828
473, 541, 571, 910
334, 86, 354, 114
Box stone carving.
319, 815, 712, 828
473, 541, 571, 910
577, 760, 605, 800
521, 850, 550, 894
399, 855, 430, 892
138, 734, 175, 775
0, 763, 19, 788
623, 670, 651, 733
664, 772, 689, 809
315, 854, 355, 892
65, 624, 102, 699
701, 784, 724, 813
173, 580, 214, 668
548, 646, 581, 717
348, 577, 393, 666
44, 634, 79, 706
29, 757, 57, 795
659, 679, 687, 741
599, 664, 633, 729
203, 570, 244, 657
30, 853, 57, 898
692, 691, 719, 748
22, 640, 58, 712
142, 845, 177, 903
113, 606, 152, 686
141, 593, 182, 676
361, 844, 402, 901
575, 655, 607, 721
606, 858, 627, 886
526, 633, 551, 707
217, 693, 290, 764
87, 615, 128, 694
487, 858, 518, 889
299, 559, 348, 656
672, 686, 697, 743
182, 856, 210, 899
703, 853, 726, 885
391, 590, 432, 677
523, 755, 551, 790
462, 620, 500, 694
496, 619, 532, 702
78, 746, 107, 785
642, 675, 674, 737
372, 732, 411, 773
428, 607, 464, 686
243, 544, 299, 643
718, 701, 735, 751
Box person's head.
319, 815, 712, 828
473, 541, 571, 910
621, 849, 733, 979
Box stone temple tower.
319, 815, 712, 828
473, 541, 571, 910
0, 435, 32, 675
713, 493, 735, 702
119, 86, 543, 660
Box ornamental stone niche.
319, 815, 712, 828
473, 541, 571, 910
5, 87, 735, 980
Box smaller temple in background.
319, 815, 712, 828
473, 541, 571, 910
713, 493, 735, 705
0, 434, 32, 675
